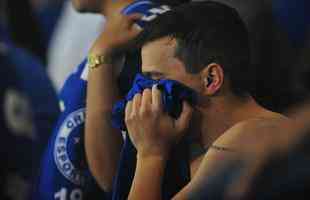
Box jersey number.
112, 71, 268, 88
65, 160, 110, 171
54, 188, 82, 200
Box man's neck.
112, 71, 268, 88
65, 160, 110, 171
101, 0, 136, 18
194, 95, 270, 148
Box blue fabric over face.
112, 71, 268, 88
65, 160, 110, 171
112, 73, 197, 131
111, 73, 196, 200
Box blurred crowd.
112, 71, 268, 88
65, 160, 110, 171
0, 0, 309, 199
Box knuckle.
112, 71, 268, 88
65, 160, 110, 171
125, 116, 132, 125
151, 106, 160, 114
125, 113, 137, 125
125, 111, 132, 120
130, 110, 137, 119
139, 107, 151, 117
134, 93, 142, 101
143, 88, 151, 96
125, 117, 130, 124
126, 100, 133, 106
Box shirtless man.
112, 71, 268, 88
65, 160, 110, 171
88, 1, 292, 199
123, 2, 292, 199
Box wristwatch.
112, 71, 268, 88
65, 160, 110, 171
87, 54, 110, 69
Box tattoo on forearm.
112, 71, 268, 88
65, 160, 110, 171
210, 145, 235, 152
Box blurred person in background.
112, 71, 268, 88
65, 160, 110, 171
220, 13, 310, 198
254, 0, 310, 112
36, 0, 189, 200
29, 0, 64, 46
200, 0, 308, 113
0, 0, 60, 199
194, 0, 309, 113
47, 0, 105, 91
5, 0, 48, 63
241, 33, 310, 200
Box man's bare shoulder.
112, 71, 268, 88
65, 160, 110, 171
211, 112, 294, 156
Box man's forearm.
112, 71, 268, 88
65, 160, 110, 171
85, 11, 143, 192
85, 55, 123, 192
128, 155, 166, 200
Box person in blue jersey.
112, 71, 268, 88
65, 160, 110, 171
0, 1, 60, 199
89, 1, 299, 199
86, 0, 189, 194
36, 0, 189, 199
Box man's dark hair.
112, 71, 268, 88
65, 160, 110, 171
157, 0, 190, 7
135, 1, 252, 96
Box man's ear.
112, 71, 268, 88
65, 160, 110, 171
201, 63, 224, 95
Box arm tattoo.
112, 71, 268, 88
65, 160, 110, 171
210, 145, 235, 152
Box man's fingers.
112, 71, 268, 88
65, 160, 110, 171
132, 93, 142, 115
126, 13, 143, 35
130, 24, 142, 36
126, 13, 143, 23
141, 89, 152, 112
125, 101, 133, 121
152, 84, 163, 112
176, 101, 193, 132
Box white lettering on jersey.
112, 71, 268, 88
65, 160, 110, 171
54, 108, 86, 185
59, 100, 65, 112
4, 89, 36, 140
55, 188, 83, 200
142, 5, 171, 22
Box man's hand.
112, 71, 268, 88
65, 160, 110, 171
125, 85, 193, 159
90, 13, 143, 55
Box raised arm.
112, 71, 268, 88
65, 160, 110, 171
85, 13, 142, 192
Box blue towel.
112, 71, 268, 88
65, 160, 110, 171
112, 73, 197, 131
111, 73, 196, 200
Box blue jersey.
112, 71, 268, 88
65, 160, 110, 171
0, 24, 59, 200
36, 60, 103, 200
35, 1, 172, 200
